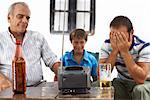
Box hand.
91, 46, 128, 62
52, 62, 60, 81
0, 73, 12, 92
116, 32, 132, 54
110, 31, 119, 53
52, 62, 61, 75
54, 75, 57, 81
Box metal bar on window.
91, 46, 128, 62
50, 0, 55, 32
68, 0, 77, 32
89, 0, 95, 35
53, 10, 92, 13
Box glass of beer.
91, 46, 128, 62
99, 63, 111, 89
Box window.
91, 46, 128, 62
50, 0, 95, 35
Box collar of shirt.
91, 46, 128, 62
7, 28, 30, 46
66, 50, 90, 63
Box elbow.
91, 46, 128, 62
135, 74, 147, 84
136, 79, 145, 84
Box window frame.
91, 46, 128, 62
50, 0, 95, 35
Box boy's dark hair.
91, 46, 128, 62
70, 29, 88, 43
110, 16, 133, 33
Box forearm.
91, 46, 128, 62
104, 50, 118, 71
0, 72, 9, 81
51, 62, 60, 75
121, 52, 147, 84
0, 73, 12, 91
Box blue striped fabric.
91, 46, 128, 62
100, 35, 150, 81
0, 30, 58, 86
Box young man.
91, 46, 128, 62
99, 16, 150, 100
61, 29, 98, 82
0, 2, 60, 90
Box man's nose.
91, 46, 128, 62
22, 16, 28, 23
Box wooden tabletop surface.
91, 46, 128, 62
0, 82, 114, 100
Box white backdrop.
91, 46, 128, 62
0, 0, 150, 82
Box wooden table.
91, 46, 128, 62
0, 82, 114, 100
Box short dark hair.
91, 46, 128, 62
69, 29, 88, 43
110, 16, 133, 33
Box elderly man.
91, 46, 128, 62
0, 2, 60, 91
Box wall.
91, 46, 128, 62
0, 0, 150, 82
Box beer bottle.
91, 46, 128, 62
12, 39, 26, 94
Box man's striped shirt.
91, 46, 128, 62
100, 35, 150, 81
0, 30, 58, 86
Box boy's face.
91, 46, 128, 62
72, 37, 86, 54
